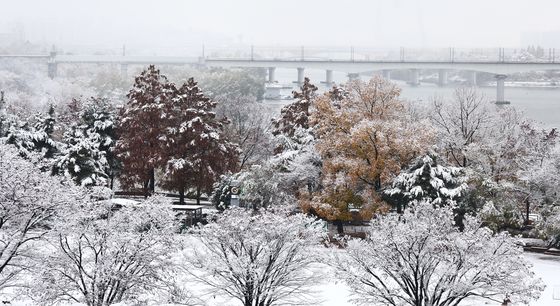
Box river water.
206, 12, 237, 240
265, 68, 560, 128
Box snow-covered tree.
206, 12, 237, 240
115, 65, 175, 193
535, 205, 560, 248
58, 97, 85, 129
272, 77, 318, 151
211, 160, 307, 211
163, 77, 239, 204
246, 78, 323, 209
0, 143, 84, 289
514, 124, 559, 225
182, 208, 326, 306
81, 98, 119, 187
6, 104, 59, 160
214, 94, 273, 170
384, 153, 467, 213
52, 126, 108, 186
0, 91, 6, 137
306, 77, 434, 223
431, 87, 492, 168
33, 104, 58, 158
53, 98, 119, 188
463, 118, 560, 231
211, 174, 236, 210
331, 202, 544, 306
30, 196, 178, 306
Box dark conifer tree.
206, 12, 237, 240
162, 78, 239, 204
272, 77, 318, 139
115, 65, 174, 194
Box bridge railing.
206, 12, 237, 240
1, 46, 557, 63
203, 46, 558, 63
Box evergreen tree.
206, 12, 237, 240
6, 104, 59, 160
52, 126, 108, 187
272, 77, 318, 151
81, 98, 119, 188
211, 174, 235, 211
162, 78, 239, 204
115, 65, 174, 194
32, 104, 58, 159
53, 98, 118, 187
0, 91, 6, 137
267, 78, 321, 201
384, 153, 467, 213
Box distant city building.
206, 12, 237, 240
521, 31, 560, 48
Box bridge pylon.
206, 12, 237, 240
438, 69, 448, 87
495, 74, 510, 105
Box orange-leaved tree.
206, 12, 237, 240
303, 77, 435, 226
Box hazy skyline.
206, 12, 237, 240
3, 0, 560, 52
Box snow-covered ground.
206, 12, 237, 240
525, 253, 560, 305
5, 243, 560, 306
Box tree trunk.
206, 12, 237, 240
525, 198, 530, 226
244, 286, 254, 306
196, 186, 201, 205
143, 179, 149, 198
179, 187, 185, 205
374, 177, 382, 191
335, 220, 344, 234
149, 168, 155, 194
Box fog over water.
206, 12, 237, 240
4, 0, 560, 128
267, 68, 560, 128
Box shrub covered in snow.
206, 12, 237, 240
0, 143, 85, 289
182, 208, 326, 306
331, 202, 544, 306
29, 196, 178, 306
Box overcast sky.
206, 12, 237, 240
3, 0, 560, 52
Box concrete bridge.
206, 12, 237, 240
204, 58, 560, 104
2, 46, 560, 104
0, 52, 200, 81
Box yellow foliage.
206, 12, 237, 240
304, 77, 435, 221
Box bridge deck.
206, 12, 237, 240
2, 54, 559, 74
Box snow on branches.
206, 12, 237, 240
6, 104, 59, 160
272, 77, 318, 149
30, 196, 178, 305
182, 208, 326, 306
116, 65, 175, 193
0, 143, 85, 289
162, 77, 239, 204
116, 66, 238, 200
331, 202, 545, 306
305, 77, 434, 222
52, 97, 118, 187
384, 153, 467, 213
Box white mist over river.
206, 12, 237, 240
266, 68, 560, 129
